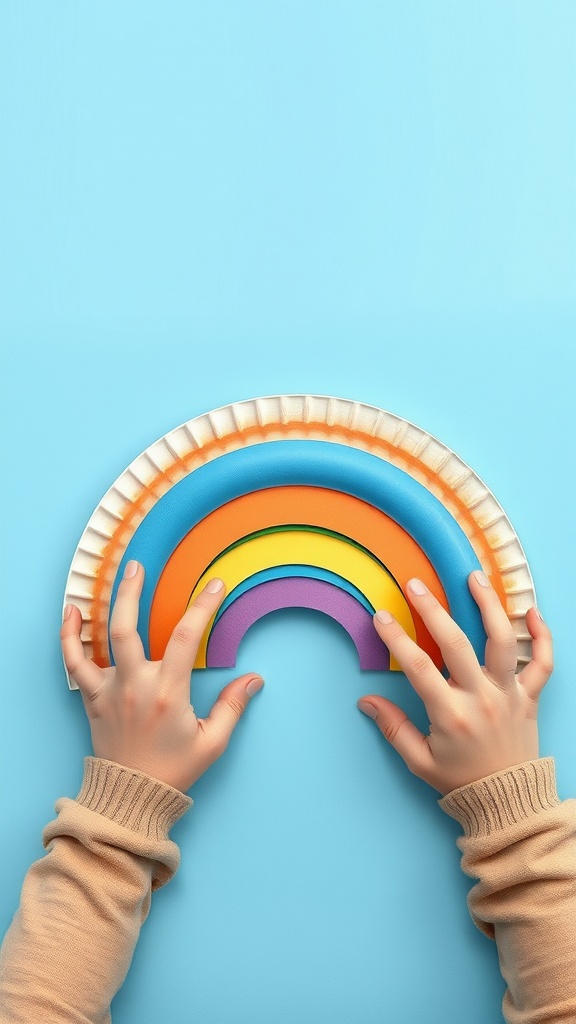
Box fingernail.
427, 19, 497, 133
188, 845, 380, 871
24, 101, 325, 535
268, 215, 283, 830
63, 604, 73, 622
474, 570, 491, 587
358, 700, 378, 720
408, 578, 427, 595
375, 609, 394, 624
246, 676, 264, 696
534, 607, 544, 621
205, 577, 224, 593
124, 560, 139, 579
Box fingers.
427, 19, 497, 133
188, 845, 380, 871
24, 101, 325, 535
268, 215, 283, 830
467, 570, 519, 685
517, 606, 554, 700
372, 600, 451, 709
108, 560, 146, 674
358, 696, 435, 783
200, 673, 265, 758
374, 574, 520, 695
403, 577, 485, 688
60, 604, 103, 700
160, 578, 226, 689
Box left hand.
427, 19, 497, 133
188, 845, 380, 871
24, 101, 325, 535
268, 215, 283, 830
61, 560, 264, 793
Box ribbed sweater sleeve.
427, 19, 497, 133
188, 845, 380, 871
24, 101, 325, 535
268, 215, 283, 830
0, 757, 192, 1024
439, 758, 576, 1023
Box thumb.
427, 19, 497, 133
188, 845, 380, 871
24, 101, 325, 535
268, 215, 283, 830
203, 673, 264, 754
357, 696, 434, 782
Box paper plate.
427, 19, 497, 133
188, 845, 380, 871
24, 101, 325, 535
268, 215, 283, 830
63, 395, 536, 689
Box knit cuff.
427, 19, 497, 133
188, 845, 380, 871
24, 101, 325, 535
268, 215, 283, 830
438, 758, 560, 838
75, 757, 193, 842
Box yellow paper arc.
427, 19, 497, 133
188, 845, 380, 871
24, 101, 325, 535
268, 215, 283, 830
188, 529, 414, 668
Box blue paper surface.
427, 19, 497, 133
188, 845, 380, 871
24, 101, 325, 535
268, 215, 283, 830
1, 3, 575, 1022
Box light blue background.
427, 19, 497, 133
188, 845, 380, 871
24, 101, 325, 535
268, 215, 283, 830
1, 3, 575, 1022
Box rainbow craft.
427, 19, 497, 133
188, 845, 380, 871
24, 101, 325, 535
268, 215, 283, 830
63, 396, 536, 688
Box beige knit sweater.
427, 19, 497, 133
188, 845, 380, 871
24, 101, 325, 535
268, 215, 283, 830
0, 757, 575, 1023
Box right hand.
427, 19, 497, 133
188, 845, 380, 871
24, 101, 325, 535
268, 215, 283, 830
357, 571, 553, 796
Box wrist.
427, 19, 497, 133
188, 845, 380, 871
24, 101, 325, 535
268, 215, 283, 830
438, 758, 559, 838
76, 757, 193, 841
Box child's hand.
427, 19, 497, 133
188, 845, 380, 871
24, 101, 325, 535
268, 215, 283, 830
358, 572, 553, 796
61, 561, 264, 793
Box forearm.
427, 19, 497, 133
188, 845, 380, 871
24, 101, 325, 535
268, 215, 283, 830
0, 758, 191, 1024
440, 759, 576, 1023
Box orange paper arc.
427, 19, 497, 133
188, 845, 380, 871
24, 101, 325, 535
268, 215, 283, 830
149, 484, 449, 669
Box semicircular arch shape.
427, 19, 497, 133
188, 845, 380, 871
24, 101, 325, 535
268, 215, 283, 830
148, 484, 449, 669
63, 399, 535, 693
187, 528, 412, 668
206, 577, 390, 671
111, 440, 486, 670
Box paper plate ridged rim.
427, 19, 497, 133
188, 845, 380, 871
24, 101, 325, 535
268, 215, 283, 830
63, 395, 536, 686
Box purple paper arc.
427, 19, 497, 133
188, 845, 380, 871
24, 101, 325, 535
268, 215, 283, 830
206, 577, 389, 670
